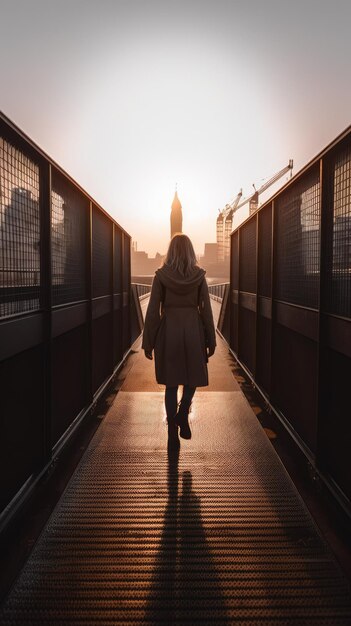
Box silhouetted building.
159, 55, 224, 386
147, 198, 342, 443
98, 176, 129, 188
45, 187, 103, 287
216, 211, 225, 262
217, 205, 236, 262
200, 242, 229, 278
249, 191, 259, 215
131, 243, 164, 276
301, 227, 319, 275
0, 187, 40, 286
224, 208, 234, 260
333, 215, 351, 271
203, 243, 218, 265
170, 191, 182, 238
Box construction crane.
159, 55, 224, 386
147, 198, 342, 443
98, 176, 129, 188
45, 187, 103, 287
217, 190, 242, 262
216, 160, 293, 262
236, 159, 293, 216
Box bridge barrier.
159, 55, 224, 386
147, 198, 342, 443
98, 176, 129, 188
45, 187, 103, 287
130, 283, 151, 341
133, 282, 152, 300
0, 113, 132, 531
209, 283, 230, 343
208, 282, 227, 302
228, 125, 351, 518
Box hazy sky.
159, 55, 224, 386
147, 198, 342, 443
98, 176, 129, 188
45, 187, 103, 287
1, 0, 350, 255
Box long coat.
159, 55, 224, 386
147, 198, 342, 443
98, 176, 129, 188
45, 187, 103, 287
142, 264, 216, 387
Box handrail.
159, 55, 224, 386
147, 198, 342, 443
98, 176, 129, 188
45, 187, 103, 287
133, 281, 229, 303
208, 282, 229, 302
132, 282, 152, 300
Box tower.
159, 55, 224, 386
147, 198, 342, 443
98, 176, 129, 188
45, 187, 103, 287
216, 211, 224, 262
170, 190, 182, 238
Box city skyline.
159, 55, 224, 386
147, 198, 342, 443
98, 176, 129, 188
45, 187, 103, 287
1, 0, 351, 256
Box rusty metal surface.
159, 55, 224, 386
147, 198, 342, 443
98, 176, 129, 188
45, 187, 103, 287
1, 340, 351, 623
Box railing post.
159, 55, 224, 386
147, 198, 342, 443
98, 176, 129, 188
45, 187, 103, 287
237, 227, 241, 358
40, 160, 52, 463
127, 236, 131, 348
254, 213, 259, 378
122, 233, 131, 354
231, 242, 233, 345
87, 201, 93, 402
111, 224, 115, 372
316, 155, 332, 471
269, 199, 276, 401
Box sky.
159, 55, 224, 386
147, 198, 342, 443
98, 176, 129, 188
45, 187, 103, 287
1, 0, 351, 256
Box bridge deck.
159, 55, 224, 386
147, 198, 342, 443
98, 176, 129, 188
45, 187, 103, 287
1, 303, 351, 624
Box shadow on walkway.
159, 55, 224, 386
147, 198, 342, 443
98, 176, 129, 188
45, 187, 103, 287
144, 444, 228, 622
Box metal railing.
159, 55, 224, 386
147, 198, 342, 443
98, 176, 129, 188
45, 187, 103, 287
227, 124, 351, 517
208, 283, 228, 302
0, 113, 132, 530
134, 282, 226, 302
133, 283, 152, 300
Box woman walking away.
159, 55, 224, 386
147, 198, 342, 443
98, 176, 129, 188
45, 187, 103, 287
142, 233, 216, 443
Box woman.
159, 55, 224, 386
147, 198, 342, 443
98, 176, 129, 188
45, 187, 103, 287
142, 233, 216, 442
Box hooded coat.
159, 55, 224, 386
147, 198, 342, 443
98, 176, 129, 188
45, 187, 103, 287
142, 264, 216, 387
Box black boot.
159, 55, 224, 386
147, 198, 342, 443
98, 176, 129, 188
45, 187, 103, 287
175, 401, 192, 440
167, 416, 180, 448
165, 387, 180, 445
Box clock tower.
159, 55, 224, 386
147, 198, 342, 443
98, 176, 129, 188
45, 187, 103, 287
170, 190, 182, 238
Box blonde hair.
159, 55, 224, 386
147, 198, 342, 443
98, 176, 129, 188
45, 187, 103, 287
164, 233, 199, 277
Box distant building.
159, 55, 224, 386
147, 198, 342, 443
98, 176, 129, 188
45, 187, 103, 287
131, 243, 164, 277
170, 191, 182, 238
249, 191, 259, 215
333, 215, 351, 271
0, 187, 40, 286
203, 243, 218, 265
0, 187, 86, 298
200, 242, 229, 278
216, 212, 224, 262
216, 205, 235, 263
132, 189, 184, 277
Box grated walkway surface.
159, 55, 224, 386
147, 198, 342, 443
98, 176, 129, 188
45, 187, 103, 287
1, 304, 351, 624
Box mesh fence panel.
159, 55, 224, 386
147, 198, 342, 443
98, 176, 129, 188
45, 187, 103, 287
92, 313, 113, 392
92, 206, 112, 298
258, 204, 272, 297
231, 231, 239, 290
0, 138, 40, 317
0, 344, 45, 510
123, 234, 131, 290
275, 169, 320, 308
325, 146, 351, 318
256, 315, 271, 394
114, 227, 122, 294
51, 324, 88, 446
238, 307, 255, 373
231, 302, 238, 353
323, 348, 351, 498
122, 235, 131, 353
273, 324, 318, 452
51, 172, 88, 306
239, 218, 256, 293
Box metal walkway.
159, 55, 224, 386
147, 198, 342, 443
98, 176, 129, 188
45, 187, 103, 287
1, 311, 351, 624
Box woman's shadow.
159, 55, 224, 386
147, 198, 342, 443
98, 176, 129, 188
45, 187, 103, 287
144, 446, 227, 622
